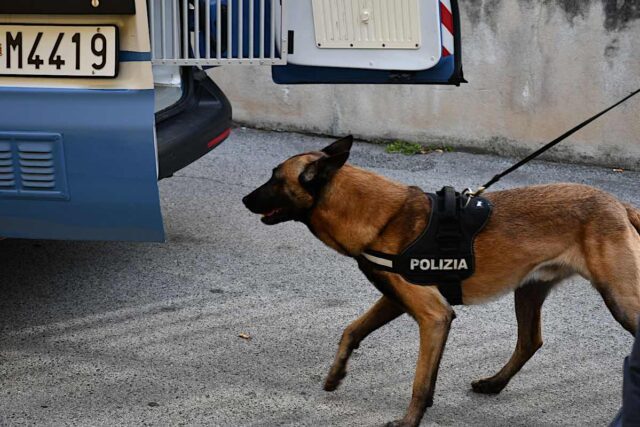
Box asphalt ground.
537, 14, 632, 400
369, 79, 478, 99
1, 128, 639, 426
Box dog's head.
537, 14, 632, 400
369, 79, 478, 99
242, 136, 353, 225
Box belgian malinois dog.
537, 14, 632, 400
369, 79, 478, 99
242, 136, 640, 427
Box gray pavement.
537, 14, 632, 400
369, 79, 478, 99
1, 128, 639, 426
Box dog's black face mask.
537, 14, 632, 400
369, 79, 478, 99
242, 136, 353, 225
242, 166, 305, 225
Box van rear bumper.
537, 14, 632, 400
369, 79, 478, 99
0, 87, 164, 241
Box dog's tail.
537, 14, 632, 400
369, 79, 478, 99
625, 204, 640, 236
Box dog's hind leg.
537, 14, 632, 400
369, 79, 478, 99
472, 279, 558, 394
587, 230, 640, 335
594, 282, 640, 336
324, 296, 404, 392
591, 274, 640, 335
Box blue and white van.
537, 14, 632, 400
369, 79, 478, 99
0, 0, 463, 242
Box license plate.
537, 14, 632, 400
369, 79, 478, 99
0, 24, 118, 78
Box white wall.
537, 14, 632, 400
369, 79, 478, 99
209, 0, 640, 169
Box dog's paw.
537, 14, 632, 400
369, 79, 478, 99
471, 378, 507, 395
323, 369, 347, 392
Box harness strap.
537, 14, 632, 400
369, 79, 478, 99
437, 281, 463, 306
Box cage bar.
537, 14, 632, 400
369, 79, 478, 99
149, 0, 286, 65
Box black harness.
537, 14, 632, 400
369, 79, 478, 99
361, 186, 492, 305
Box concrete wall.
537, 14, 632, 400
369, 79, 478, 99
209, 0, 640, 169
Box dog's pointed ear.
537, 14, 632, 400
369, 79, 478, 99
321, 135, 353, 157
300, 151, 350, 190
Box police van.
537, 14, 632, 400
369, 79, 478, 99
0, 0, 463, 241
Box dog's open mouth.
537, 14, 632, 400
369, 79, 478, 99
261, 208, 288, 225
262, 208, 281, 219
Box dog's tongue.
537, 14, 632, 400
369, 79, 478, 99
262, 209, 280, 218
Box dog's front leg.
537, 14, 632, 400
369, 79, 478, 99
386, 288, 454, 427
325, 296, 404, 391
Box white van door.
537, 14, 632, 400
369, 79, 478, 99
273, 0, 464, 85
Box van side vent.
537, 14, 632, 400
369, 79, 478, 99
0, 141, 16, 191
18, 142, 56, 190
0, 133, 68, 200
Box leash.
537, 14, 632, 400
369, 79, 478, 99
468, 88, 640, 197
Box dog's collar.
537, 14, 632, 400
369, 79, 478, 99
361, 187, 492, 306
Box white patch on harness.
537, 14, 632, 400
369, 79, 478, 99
363, 253, 393, 269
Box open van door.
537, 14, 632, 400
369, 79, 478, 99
273, 0, 464, 85
145, 0, 463, 85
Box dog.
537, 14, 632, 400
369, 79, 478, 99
242, 136, 640, 427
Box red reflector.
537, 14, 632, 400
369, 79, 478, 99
207, 128, 231, 149
440, 2, 454, 33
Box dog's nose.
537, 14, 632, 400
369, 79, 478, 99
242, 195, 249, 207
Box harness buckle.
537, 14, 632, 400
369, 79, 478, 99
462, 186, 486, 207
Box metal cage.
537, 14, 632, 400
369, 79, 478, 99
148, 0, 287, 66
